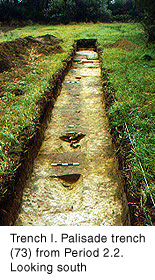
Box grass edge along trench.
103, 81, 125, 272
0, 23, 155, 225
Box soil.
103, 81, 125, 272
0, 42, 75, 225
0, 36, 132, 227
0, 34, 63, 97
104, 38, 140, 51
0, 36, 149, 226
14, 49, 130, 226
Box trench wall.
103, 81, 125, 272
0, 39, 131, 226
0, 44, 77, 225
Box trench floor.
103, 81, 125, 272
15, 49, 130, 226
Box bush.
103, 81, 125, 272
44, 0, 112, 24
135, 0, 155, 43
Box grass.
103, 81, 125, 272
99, 35, 155, 224
0, 22, 154, 224
0, 52, 69, 169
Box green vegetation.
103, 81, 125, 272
100, 35, 155, 224
0, 1, 142, 24
0, 1, 154, 43
135, 0, 155, 43
0, 22, 154, 224
0, 0, 111, 22
109, 0, 136, 21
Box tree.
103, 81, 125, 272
109, 0, 135, 21
21, 0, 50, 20
44, 0, 111, 23
0, 0, 24, 21
135, 0, 155, 43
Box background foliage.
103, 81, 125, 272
0, 4, 154, 224
0, 0, 154, 42
134, 0, 155, 43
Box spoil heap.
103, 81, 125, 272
104, 38, 140, 51
0, 34, 63, 96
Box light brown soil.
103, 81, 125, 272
104, 38, 140, 51
15, 50, 130, 226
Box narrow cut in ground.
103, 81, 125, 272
15, 47, 130, 226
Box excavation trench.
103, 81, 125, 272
13, 40, 129, 225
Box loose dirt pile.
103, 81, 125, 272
0, 34, 63, 73
0, 34, 64, 97
104, 38, 140, 51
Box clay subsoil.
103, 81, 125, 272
14, 48, 130, 226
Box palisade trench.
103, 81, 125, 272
15, 45, 130, 226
